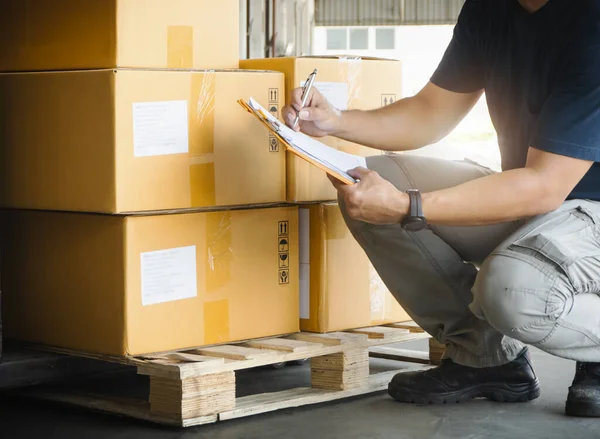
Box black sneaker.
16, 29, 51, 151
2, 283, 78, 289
565, 362, 600, 417
388, 347, 540, 404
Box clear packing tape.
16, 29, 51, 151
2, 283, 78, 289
204, 210, 233, 345
333, 56, 373, 157
338, 56, 362, 111
201, 209, 243, 345
189, 70, 217, 207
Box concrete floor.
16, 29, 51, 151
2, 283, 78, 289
0, 341, 599, 439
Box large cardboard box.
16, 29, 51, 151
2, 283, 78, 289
299, 203, 410, 333
0, 0, 239, 72
240, 56, 402, 202
0, 69, 286, 213
2, 207, 299, 356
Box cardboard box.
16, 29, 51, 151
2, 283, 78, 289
240, 56, 402, 202
299, 203, 410, 333
0, 0, 239, 72
0, 69, 286, 213
2, 206, 299, 356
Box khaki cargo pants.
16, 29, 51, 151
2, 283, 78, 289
340, 154, 600, 368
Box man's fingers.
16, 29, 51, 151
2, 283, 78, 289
292, 87, 326, 111
282, 106, 300, 130
328, 173, 345, 191
347, 167, 370, 180
291, 87, 306, 111
298, 107, 327, 122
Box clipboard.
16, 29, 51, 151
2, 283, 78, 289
238, 98, 358, 185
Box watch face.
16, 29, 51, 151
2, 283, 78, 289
403, 218, 427, 232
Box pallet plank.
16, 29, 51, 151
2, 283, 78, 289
366, 331, 431, 348
138, 345, 344, 379
167, 353, 226, 364
348, 326, 409, 339
197, 345, 279, 361
288, 332, 368, 346
245, 338, 322, 353
369, 347, 430, 364
386, 321, 425, 333
219, 367, 428, 421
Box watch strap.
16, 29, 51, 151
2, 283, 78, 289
407, 190, 423, 219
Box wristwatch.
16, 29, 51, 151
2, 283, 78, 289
401, 189, 427, 231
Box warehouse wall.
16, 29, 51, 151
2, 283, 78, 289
314, 0, 465, 26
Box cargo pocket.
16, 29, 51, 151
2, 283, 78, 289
509, 206, 600, 294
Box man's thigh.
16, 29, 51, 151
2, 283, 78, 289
366, 154, 524, 264
471, 199, 600, 347
490, 199, 600, 295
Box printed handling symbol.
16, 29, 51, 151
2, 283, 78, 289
279, 253, 289, 268
279, 269, 289, 284
381, 94, 397, 107
279, 238, 289, 252
278, 221, 289, 236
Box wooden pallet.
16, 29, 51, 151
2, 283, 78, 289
9, 324, 443, 428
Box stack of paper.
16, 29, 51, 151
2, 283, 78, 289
243, 97, 367, 184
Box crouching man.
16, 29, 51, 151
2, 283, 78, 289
283, 0, 600, 417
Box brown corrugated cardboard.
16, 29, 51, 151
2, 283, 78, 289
0, 0, 239, 72
299, 203, 410, 333
2, 206, 299, 356
240, 56, 402, 202
0, 69, 285, 213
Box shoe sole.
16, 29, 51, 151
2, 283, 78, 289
565, 400, 600, 417
388, 380, 541, 404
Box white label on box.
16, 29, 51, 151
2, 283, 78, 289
132, 100, 189, 157
300, 81, 349, 111
298, 208, 310, 319
141, 245, 197, 306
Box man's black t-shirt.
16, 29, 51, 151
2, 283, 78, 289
431, 0, 600, 200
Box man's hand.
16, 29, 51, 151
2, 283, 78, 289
282, 88, 343, 137
330, 167, 409, 225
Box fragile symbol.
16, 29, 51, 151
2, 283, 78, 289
278, 221, 289, 236
269, 104, 279, 119
279, 253, 289, 268
269, 136, 279, 152
381, 94, 396, 107
269, 88, 279, 103
279, 269, 289, 284
279, 238, 289, 252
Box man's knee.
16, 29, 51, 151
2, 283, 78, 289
471, 252, 570, 345
365, 155, 412, 192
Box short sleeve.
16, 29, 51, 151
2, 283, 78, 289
532, 27, 600, 161
430, 0, 485, 93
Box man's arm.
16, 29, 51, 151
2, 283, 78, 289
282, 82, 482, 152
335, 148, 593, 227
419, 148, 592, 225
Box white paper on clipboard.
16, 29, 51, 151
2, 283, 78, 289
247, 97, 367, 183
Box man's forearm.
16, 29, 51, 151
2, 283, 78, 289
335, 97, 440, 151
332, 83, 483, 152
420, 168, 562, 226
